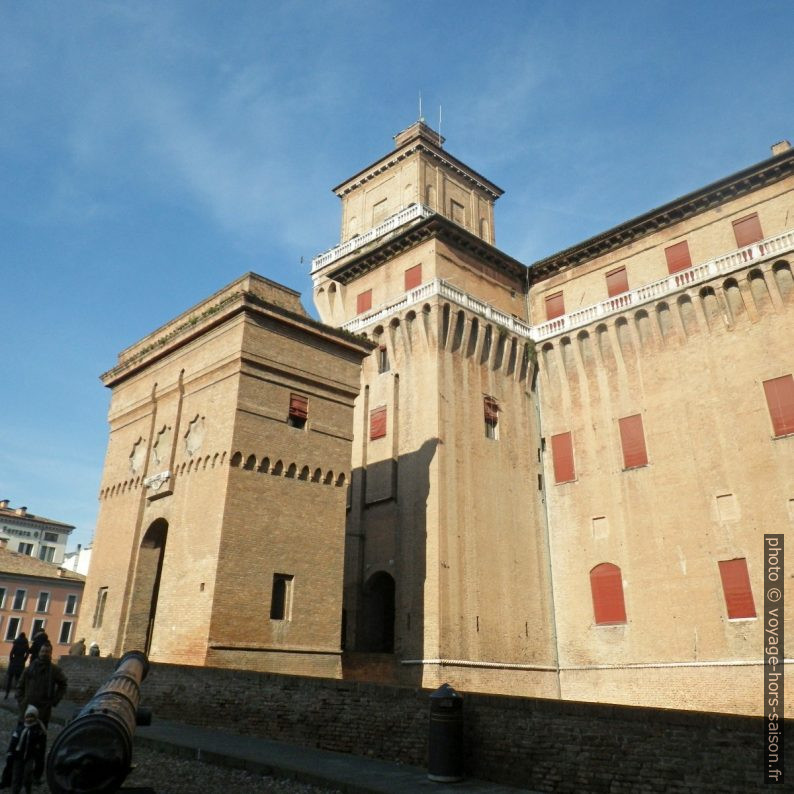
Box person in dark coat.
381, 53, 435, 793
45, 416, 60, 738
26, 632, 47, 667
4, 635, 28, 699
15, 644, 66, 728
0, 704, 47, 793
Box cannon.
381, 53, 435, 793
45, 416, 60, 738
46, 650, 152, 794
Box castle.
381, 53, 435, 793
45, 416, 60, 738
80, 122, 793, 715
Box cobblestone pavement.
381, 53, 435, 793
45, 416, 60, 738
0, 705, 340, 793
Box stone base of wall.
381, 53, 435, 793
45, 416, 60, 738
560, 663, 794, 717
58, 656, 793, 792
205, 648, 342, 679
414, 663, 561, 699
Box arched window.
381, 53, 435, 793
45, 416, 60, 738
590, 563, 627, 624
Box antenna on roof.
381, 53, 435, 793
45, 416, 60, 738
418, 91, 423, 122
438, 104, 442, 147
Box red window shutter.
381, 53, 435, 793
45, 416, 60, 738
545, 292, 565, 320
763, 375, 794, 436
289, 394, 308, 420
483, 396, 499, 424
606, 267, 629, 297
664, 241, 692, 274
404, 264, 422, 291
718, 558, 756, 619
370, 406, 387, 440
551, 432, 575, 483
590, 563, 626, 624
357, 289, 372, 314
732, 213, 763, 248
618, 414, 648, 468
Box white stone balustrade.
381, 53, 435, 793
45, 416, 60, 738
531, 229, 794, 341
337, 228, 794, 344
341, 278, 534, 339
311, 203, 434, 274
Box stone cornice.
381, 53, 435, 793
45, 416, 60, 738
321, 214, 526, 285
332, 141, 503, 200
529, 148, 794, 282
101, 287, 373, 387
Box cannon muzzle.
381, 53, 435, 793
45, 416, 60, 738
46, 650, 150, 794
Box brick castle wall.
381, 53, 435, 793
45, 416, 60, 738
59, 657, 791, 792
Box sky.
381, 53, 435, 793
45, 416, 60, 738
1, 0, 792, 549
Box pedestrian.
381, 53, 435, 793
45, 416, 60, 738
15, 643, 67, 728
68, 637, 86, 656
4, 634, 28, 699
27, 631, 48, 666
88, 642, 100, 658
0, 705, 47, 793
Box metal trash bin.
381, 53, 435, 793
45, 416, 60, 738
428, 683, 464, 782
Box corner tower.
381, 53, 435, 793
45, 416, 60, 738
312, 123, 558, 696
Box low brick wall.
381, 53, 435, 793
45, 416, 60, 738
58, 657, 790, 792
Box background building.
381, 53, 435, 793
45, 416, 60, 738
61, 543, 92, 577
0, 500, 73, 564
0, 545, 84, 655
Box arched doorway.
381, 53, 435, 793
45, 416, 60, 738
358, 571, 395, 652
127, 519, 168, 655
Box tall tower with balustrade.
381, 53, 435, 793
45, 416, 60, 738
311, 121, 559, 695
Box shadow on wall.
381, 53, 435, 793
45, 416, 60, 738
343, 438, 438, 688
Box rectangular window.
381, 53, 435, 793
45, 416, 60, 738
551, 432, 575, 483
64, 594, 77, 615
732, 213, 763, 248
718, 558, 756, 619
287, 393, 308, 429
664, 240, 692, 274
270, 573, 294, 621
545, 291, 565, 320
31, 618, 45, 638
484, 396, 499, 440
43, 532, 58, 543
618, 414, 648, 469
12, 590, 26, 611
356, 289, 372, 314
17, 543, 32, 556
377, 346, 389, 374
38, 546, 55, 562
92, 587, 108, 629
36, 592, 50, 613
369, 407, 387, 440
58, 621, 73, 645
606, 267, 629, 297
404, 264, 422, 291
4, 617, 20, 642
763, 375, 794, 437
0, 588, 6, 609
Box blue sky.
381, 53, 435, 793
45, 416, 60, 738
1, 1, 791, 549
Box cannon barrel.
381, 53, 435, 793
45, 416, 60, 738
46, 649, 151, 794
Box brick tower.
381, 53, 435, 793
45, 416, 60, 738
312, 121, 559, 695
